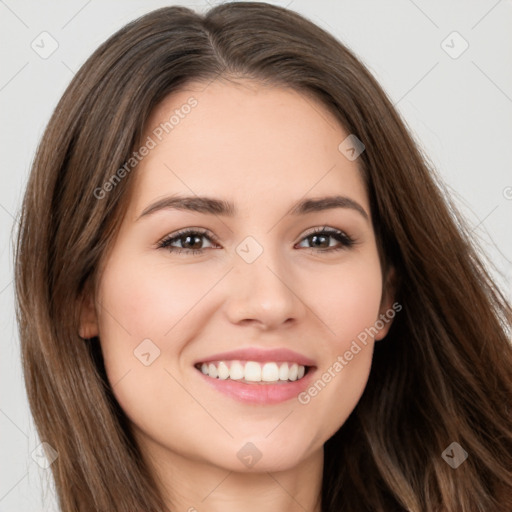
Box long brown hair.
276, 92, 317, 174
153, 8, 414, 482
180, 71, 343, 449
14, 2, 512, 511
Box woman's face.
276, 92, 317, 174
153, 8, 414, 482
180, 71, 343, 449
81, 79, 394, 475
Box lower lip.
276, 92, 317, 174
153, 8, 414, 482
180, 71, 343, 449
195, 367, 316, 404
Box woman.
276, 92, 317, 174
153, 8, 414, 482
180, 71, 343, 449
14, 2, 512, 511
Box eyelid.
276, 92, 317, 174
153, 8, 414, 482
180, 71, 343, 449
296, 225, 355, 248
156, 227, 219, 247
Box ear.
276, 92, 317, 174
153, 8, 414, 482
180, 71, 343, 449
374, 266, 398, 341
78, 280, 99, 339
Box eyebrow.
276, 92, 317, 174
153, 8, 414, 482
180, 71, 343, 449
137, 194, 369, 221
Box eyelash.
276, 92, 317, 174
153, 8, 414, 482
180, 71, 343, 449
156, 226, 356, 256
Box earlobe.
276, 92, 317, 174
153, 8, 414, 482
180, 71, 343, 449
375, 266, 397, 341
78, 283, 99, 339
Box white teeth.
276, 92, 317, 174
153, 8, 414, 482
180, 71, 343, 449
261, 362, 279, 382
208, 363, 218, 379
229, 361, 244, 380
217, 361, 230, 380
197, 360, 308, 383
244, 361, 261, 382
278, 363, 289, 380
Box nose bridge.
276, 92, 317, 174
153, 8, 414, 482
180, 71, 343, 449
225, 232, 304, 327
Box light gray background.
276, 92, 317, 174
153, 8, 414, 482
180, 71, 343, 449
1, 1, 511, 510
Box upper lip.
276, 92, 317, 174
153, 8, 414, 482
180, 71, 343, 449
194, 348, 316, 367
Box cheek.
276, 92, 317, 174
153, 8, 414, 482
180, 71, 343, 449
94, 255, 207, 446
93, 257, 169, 400
298, 254, 383, 434
313, 254, 383, 343
96, 254, 209, 357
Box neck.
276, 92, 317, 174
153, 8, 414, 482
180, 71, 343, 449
144, 440, 324, 512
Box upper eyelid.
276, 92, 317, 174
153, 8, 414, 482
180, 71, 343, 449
156, 228, 218, 249
161, 227, 218, 243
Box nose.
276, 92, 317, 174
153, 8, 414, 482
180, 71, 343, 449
223, 242, 307, 330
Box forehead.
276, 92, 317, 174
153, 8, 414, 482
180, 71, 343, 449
128, 79, 368, 218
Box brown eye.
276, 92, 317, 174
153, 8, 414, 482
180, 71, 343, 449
297, 227, 355, 252
157, 229, 217, 255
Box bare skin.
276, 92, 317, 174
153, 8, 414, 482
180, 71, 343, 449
80, 78, 395, 512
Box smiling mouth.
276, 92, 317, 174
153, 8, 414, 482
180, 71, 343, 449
194, 360, 311, 384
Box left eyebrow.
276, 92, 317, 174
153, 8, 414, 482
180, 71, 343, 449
136, 194, 369, 221
288, 195, 369, 220
137, 195, 236, 220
